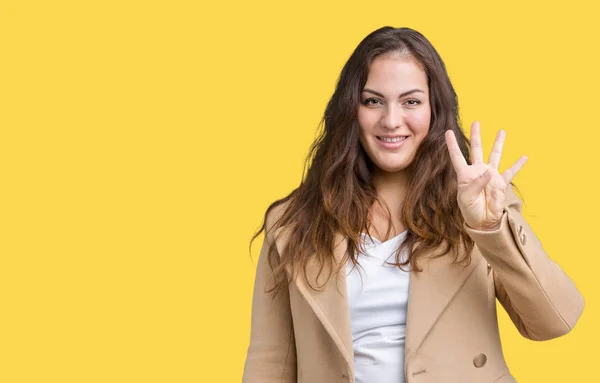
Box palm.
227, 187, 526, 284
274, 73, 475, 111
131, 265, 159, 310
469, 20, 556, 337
456, 162, 506, 228
445, 122, 528, 230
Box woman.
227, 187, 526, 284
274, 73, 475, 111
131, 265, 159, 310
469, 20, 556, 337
242, 26, 584, 383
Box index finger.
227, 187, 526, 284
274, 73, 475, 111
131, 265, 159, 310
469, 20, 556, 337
445, 130, 468, 172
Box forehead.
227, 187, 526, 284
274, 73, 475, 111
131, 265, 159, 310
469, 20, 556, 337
364, 55, 428, 92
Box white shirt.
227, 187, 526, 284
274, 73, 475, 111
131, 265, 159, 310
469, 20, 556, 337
346, 230, 410, 383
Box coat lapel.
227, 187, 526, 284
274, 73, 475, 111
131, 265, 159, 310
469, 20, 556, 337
404, 245, 483, 364
273, 225, 483, 374
273, 225, 354, 371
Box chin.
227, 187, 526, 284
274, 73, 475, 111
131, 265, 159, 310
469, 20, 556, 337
374, 161, 410, 173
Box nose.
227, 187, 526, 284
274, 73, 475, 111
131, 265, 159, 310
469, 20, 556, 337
381, 103, 405, 130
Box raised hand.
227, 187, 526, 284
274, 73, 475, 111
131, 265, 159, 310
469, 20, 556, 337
445, 121, 528, 231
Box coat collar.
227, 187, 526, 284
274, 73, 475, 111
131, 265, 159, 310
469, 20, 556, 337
273, 225, 483, 372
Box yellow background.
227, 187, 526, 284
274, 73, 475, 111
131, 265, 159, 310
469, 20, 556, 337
1, 0, 597, 381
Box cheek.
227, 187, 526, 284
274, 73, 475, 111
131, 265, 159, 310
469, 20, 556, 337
408, 111, 431, 136
357, 115, 372, 135
357, 112, 376, 146
358, 128, 371, 152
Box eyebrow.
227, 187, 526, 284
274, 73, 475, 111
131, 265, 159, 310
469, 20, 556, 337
362, 88, 425, 98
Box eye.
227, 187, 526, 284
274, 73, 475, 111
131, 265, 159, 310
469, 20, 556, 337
362, 98, 382, 106
405, 99, 422, 107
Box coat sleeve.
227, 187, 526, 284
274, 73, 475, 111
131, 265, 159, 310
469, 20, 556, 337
464, 185, 584, 341
242, 207, 297, 382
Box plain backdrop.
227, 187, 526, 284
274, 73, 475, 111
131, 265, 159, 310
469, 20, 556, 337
1, 0, 598, 381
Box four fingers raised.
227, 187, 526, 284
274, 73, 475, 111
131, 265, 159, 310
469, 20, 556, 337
445, 122, 526, 180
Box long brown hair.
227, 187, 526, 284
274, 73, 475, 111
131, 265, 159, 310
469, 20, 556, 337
250, 26, 506, 296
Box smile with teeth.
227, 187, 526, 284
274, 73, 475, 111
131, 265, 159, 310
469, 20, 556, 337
377, 136, 407, 143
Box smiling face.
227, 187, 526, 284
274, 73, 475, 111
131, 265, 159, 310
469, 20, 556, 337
358, 53, 431, 174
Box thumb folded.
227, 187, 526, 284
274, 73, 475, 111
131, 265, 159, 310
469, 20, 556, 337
462, 169, 492, 202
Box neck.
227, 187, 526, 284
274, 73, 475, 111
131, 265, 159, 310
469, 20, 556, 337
371, 168, 410, 220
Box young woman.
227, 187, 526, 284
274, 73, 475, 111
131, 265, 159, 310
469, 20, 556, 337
242, 26, 584, 383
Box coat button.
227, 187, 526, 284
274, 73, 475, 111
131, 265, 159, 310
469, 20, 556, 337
520, 233, 527, 245
473, 353, 487, 368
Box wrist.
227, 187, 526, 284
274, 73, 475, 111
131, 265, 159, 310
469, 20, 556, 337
467, 219, 502, 231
